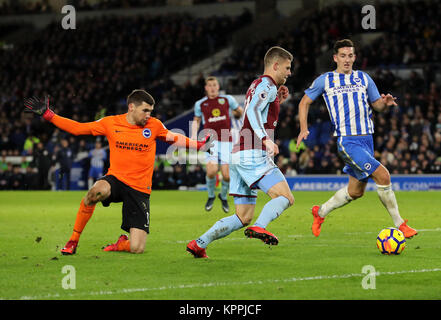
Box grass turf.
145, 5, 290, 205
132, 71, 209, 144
0, 190, 440, 300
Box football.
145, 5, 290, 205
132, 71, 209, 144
376, 228, 406, 255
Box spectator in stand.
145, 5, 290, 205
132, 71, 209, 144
88, 141, 107, 189
56, 138, 74, 190
32, 142, 52, 190
170, 164, 188, 189
0, 154, 8, 171
152, 161, 168, 190
9, 165, 25, 190
23, 134, 40, 156
1, 1, 441, 188
188, 164, 207, 187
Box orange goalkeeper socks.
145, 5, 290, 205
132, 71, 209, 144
70, 198, 96, 242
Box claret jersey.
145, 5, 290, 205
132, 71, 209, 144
233, 75, 280, 152
194, 94, 239, 142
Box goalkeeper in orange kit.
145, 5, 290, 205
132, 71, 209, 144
24, 90, 212, 254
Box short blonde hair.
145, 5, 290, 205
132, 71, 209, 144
205, 76, 219, 84
264, 46, 293, 68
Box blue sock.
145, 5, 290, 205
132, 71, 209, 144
254, 196, 290, 229
220, 179, 229, 200
196, 214, 243, 248
206, 176, 216, 198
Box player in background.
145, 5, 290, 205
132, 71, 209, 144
187, 47, 294, 258
191, 76, 243, 213
24, 90, 212, 255
296, 39, 417, 238
87, 140, 107, 189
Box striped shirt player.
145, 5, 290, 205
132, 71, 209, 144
306, 70, 379, 138
187, 47, 295, 258
297, 39, 417, 239
192, 76, 243, 213
304, 69, 382, 181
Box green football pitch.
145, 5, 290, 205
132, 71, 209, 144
0, 190, 440, 300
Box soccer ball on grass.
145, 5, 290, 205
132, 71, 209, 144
376, 227, 406, 255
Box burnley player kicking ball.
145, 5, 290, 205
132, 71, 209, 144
187, 46, 295, 258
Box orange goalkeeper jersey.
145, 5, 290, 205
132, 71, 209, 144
50, 113, 185, 194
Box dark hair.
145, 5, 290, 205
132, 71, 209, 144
264, 46, 293, 67
333, 39, 355, 54
127, 89, 155, 106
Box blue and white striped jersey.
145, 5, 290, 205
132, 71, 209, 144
305, 70, 381, 137
89, 148, 107, 169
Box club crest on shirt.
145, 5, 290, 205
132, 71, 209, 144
353, 77, 361, 83
142, 128, 151, 138
212, 108, 221, 117
218, 98, 225, 105
364, 163, 372, 170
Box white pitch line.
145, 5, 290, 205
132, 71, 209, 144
12, 267, 441, 300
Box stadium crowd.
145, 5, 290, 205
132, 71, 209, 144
0, 0, 247, 15
0, 1, 440, 190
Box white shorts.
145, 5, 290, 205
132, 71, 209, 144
229, 149, 281, 199
205, 140, 233, 165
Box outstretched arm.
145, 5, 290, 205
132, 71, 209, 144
158, 130, 213, 151
371, 93, 398, 112
296, 94, 314, 149
24, 96, 97, 135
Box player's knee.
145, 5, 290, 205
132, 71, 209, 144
378, 172, 391, 186
86, 183, 110, 204
349, 189, 364, 199
86, 188, 104, 204
206, 172, 216, 179
372, 165, 391, 185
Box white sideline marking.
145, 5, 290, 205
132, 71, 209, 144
6, 228, 440, 300
12, 267, 441, 300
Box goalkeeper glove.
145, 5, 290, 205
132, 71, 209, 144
23, 95, 55, 121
